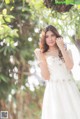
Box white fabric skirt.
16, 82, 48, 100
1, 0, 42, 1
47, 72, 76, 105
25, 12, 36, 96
41, 79, 80, 119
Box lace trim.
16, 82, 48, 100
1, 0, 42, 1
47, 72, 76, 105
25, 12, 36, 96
45, 55, 65, 63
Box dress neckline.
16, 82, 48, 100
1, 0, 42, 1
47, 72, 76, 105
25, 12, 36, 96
44, 50, 59, 58
45, 54, 60, 59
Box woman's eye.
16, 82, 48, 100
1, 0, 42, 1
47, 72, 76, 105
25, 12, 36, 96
45, 34, 55, 38
45, 36, 48, 38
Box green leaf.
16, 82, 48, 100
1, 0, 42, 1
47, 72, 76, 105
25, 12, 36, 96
5, 0, 10, 4
0, 74, 8, 82
2, 9, 7, 15
66, 0, 75, 4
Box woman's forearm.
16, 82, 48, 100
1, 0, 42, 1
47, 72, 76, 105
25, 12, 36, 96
60, 47, 74, 70
39, 60, 50, 80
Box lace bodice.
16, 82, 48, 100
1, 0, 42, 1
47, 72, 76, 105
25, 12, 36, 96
45, 55, 73, 81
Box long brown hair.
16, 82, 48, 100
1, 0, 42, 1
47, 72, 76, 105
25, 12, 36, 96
39, 25, 66, 59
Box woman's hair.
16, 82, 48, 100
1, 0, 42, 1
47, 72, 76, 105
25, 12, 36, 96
39, 25, 66, 59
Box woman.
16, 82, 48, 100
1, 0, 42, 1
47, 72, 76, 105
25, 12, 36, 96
34, 25, 80, 119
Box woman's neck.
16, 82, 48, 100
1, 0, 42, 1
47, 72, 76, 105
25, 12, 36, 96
48, 46, 58, 52
45, 46, 59, 57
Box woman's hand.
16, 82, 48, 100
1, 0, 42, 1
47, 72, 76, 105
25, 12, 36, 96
56, 37, 65, 50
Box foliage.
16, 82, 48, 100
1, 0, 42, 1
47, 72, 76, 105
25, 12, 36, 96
0, 8, 19, 100
0, 0, 35, 99
0, 1, 43, 119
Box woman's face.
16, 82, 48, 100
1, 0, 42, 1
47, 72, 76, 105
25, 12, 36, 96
45, 31, 57, 47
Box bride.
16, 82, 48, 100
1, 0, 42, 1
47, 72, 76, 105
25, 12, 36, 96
34, 25, 80, 119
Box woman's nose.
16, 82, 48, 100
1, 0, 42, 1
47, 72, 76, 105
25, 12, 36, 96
49, 37, 52, 41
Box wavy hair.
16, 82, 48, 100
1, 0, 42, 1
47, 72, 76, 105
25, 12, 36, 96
39, 25, 66, 59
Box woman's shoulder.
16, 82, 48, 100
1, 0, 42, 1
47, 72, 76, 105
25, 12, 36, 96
34, 48, 40, 53
34, 48, 41, 56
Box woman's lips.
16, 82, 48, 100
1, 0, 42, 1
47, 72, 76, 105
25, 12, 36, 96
49, 42, 54, 44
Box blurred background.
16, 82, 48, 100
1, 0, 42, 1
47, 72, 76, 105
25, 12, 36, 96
0, 0, 80, 119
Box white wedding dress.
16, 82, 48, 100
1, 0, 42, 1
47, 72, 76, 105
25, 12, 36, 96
41, 55, 80, 119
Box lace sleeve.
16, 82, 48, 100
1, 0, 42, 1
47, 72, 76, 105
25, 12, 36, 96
34, 48, 46, 66
34, 48, 41, 59
34, 48, 43, 66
